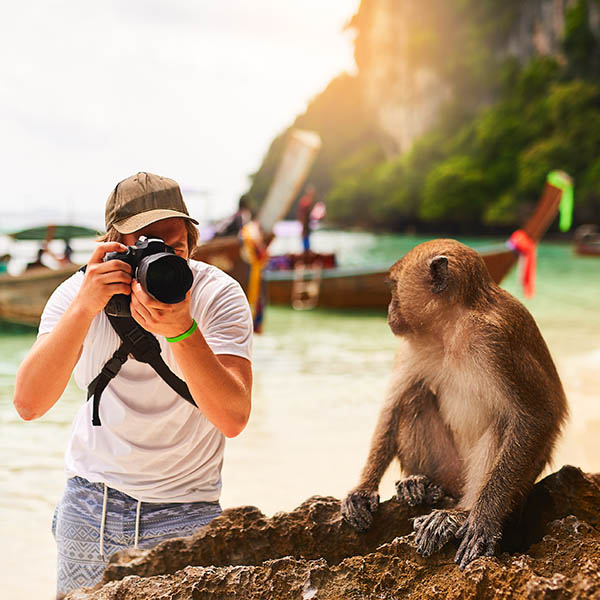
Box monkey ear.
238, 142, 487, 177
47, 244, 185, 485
429, 255, 449, 294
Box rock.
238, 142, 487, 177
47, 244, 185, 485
65, 466, 600, 599
94, 496, 418, 585
501, 465, 600, 552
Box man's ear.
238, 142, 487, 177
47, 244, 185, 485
429, 255, 448, 293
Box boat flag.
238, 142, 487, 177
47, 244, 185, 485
507, 229, 537, 298
546, 171, 574, 233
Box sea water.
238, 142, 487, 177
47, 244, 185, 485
1, 233, 599, 599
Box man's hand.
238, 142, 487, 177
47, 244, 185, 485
73, 242, 132, 318
130, 279, 194, 338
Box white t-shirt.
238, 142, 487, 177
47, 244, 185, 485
39, 260, 253, 503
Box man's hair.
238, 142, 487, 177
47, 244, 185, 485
98, 220, 199, 256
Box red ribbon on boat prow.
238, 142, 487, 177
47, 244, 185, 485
506, 229, 537, 298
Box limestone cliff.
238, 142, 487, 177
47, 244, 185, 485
351, 0, 600, 155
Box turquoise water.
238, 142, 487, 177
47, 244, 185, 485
1, 232, 599, 598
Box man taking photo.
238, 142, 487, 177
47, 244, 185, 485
14, 172, 253, 598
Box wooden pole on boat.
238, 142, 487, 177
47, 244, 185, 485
483, 173, 568, 284
257, 129, 322, 236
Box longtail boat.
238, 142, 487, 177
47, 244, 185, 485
0, 225, 98, 327
574, 225, 600, 257
195, 173, 569, 310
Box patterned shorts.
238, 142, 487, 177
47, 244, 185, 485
52, 476, 221, 598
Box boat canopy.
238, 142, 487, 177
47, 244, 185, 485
9, 224, 100, 241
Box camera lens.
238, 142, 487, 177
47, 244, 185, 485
137, 253, 193, 304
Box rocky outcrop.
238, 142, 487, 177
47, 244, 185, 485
66, 466, 600, 599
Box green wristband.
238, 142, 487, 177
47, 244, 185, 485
166, 319, 198, 343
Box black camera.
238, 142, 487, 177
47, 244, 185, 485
104, 236, 193, 317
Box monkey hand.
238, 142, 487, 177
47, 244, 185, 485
341, 489, 379, 532
395, 475, 445, 507
454, 514, 500, 570
413, 509, 468, 557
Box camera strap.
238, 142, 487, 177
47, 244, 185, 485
86, 312, 197, 426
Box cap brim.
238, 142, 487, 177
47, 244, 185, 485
113, 209, 199, 234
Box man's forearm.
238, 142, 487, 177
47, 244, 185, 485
14, 242, 133, 421
14, 303, 94, 420
170, 329, 251, 438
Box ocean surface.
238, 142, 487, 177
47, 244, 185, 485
1, 231, 599, 599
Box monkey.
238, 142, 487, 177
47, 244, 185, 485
341, 239, 567, 569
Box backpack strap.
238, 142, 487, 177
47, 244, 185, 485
86, 311, 197, 426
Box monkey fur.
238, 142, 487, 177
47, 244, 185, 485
341, 239, 567, 569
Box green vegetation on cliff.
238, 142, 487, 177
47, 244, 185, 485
248, 0, 600, 232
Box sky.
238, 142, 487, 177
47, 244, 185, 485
0, 0, 359, 232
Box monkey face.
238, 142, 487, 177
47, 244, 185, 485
386, 258, 435, 335
387, 255, 422, 336
387, 289, 410, 335
388, 255, 448, 335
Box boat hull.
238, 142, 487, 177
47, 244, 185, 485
574, 225, 600, 256
575, 243, 600, 256
0, 267, 79, 327
266, 267, 390, 310
264, 247, 518, 311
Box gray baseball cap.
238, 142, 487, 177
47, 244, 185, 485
105, 172, 199, 234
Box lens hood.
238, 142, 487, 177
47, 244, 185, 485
137, 253, 193, 304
